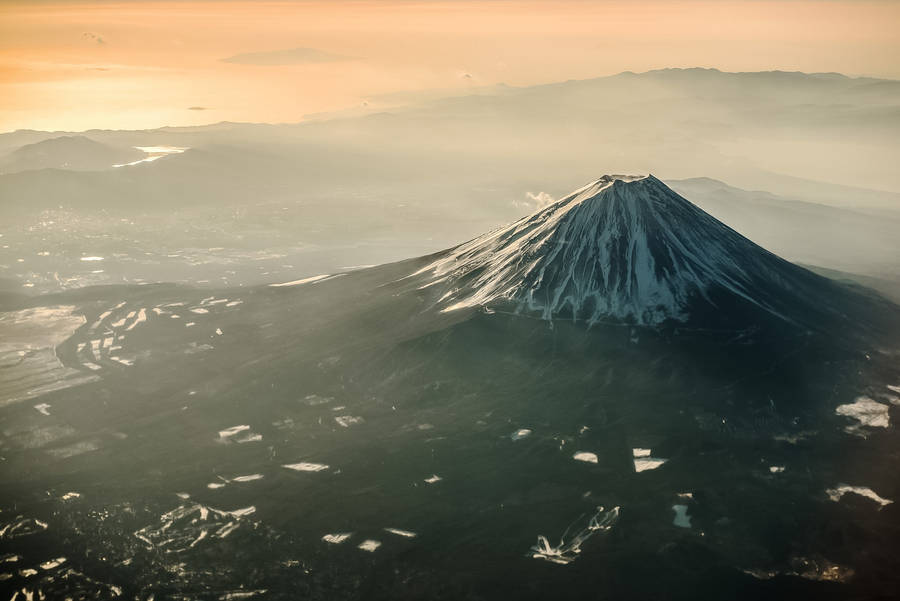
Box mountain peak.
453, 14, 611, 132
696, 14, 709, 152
588, 173, 651, 185
568, 173, 652, 198
412, 175, 835, 327
542, 173, 677, 212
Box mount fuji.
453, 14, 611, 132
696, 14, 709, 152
411, 174, 880, 331
1, 174, 899, 600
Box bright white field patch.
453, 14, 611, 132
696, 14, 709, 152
384, 528, 417, 538
283, 462, 329, 472
826, 485, 892, 507
632, 448, 668, 472
357, 539, 381, 552
0, 306, 99, 407
510, 428, 532, 440
573, 451, 598, 464
836, 397, 890, 436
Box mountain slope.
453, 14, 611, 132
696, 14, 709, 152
668, 177, 900, 281
0, 135, 144, 174
1, 175, 899, 600
412, 175, 867, 329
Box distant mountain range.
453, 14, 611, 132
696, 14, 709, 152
0, 135, 145, 174
2, 67, 899, 192
1, 67, 898, 301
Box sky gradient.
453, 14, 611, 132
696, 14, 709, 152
2, 0, 900, 132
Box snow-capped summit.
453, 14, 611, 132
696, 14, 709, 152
413, 174, 840, 326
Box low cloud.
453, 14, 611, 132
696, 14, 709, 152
187, 106, 208, 111
514, 191, 556, 212
220, 47, 353, 66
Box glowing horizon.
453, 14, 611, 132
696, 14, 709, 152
2, 0, 899, 132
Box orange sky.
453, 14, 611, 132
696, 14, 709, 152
2, 0, 899, 132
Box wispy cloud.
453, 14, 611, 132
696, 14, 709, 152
82, 32, 105, 45
187, 106, 208, 111
220, 47, 353, 66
